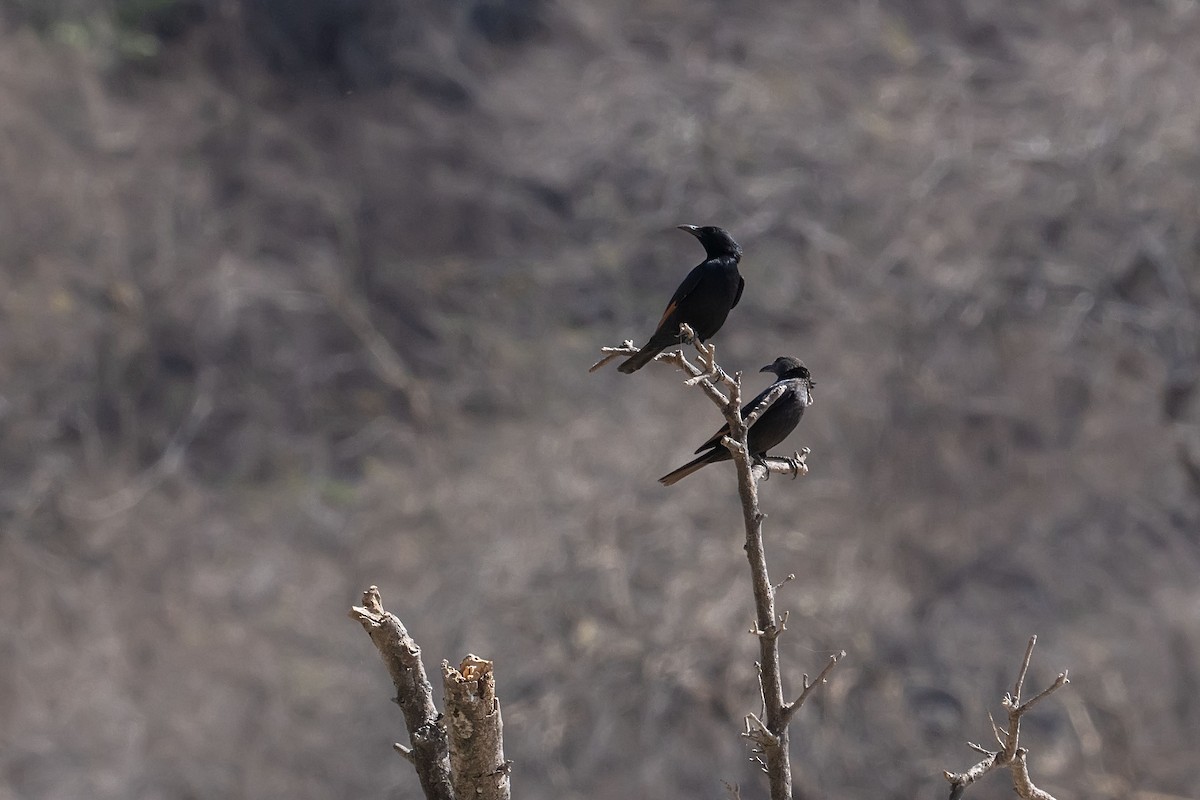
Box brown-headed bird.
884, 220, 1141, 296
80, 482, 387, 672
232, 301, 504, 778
658, 357, 814, 486
617, 225, 744, 373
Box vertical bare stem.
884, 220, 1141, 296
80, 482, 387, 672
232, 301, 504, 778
725, 386, 792, 800
738, 465, 792, 795
444, 655, 511, 800
595, 337, 839, 799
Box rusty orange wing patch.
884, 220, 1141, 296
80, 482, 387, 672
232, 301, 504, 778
657, 300, 678, 331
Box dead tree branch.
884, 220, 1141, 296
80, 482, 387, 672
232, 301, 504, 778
782, 652, 844, 726
444, 655, 511, 800
943, 635, 1070, 800
349, 586, 454, 800
594, 330, 840, 800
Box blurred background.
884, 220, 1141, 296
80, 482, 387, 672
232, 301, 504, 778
1, 1, 1198, 798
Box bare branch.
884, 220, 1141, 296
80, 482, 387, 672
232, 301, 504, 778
742, 712, 778, 748
726, 378, 796, 800
988, 712, 1006, 749
1012, 635, 1038, 704
1017, 672, 1070, 716
782, 651, 844, 724
444, 655, 511, 800
1011, 749, 1058, 800
592, 334, 836, 800
587, 340, 638, 372
943, 751, 999, 797
943, 637, 1069, 800
741, 382, 789, 428
349, 586, 454, 800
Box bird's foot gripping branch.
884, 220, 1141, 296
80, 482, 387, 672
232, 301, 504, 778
590, 323, 730, 382
749, 449, 810, 481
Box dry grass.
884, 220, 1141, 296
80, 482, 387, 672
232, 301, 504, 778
1, 1, 1199, 798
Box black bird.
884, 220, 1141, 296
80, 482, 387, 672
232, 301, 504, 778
617, 225, 744, 374
658, 357, 814, 486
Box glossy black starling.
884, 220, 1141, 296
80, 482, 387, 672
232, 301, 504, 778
658, 357, 814, 486
617, 225, 744, 373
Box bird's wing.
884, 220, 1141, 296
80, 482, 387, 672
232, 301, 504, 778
731, 275, 745, 309
692, 421, 732, 454
655, 262, 706, 330
692, 380, 783, 454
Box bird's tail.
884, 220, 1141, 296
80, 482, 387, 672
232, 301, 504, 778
658, 451, 718, 486
617, 345, 661, 374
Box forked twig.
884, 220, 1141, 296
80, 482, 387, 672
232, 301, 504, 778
943, 636, 1069, 800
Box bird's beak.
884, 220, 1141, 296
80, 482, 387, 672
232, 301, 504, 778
759, 364, 774, 373
677, 224, 701, 238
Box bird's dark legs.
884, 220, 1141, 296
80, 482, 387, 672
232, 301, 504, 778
752, 451, 809, 481
785, 450, 808, 479
753, 453, 770, 480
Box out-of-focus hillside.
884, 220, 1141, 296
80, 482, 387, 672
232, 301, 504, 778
1, 1, 1199, 798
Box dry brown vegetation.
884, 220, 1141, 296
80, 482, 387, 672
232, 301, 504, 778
2, 1, 1199, 798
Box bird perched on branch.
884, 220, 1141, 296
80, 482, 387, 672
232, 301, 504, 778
658, 357, 814, 486
617, 225, 744, 374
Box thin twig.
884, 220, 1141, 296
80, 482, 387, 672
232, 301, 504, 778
741, 383, 788, 428
587, 340, 638, 372
1010, 635, 1038, 707
782, 651, 844, 725
1017, 672, 1071, 716
943, 636, 1070, 800
773, 574, 797, 591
